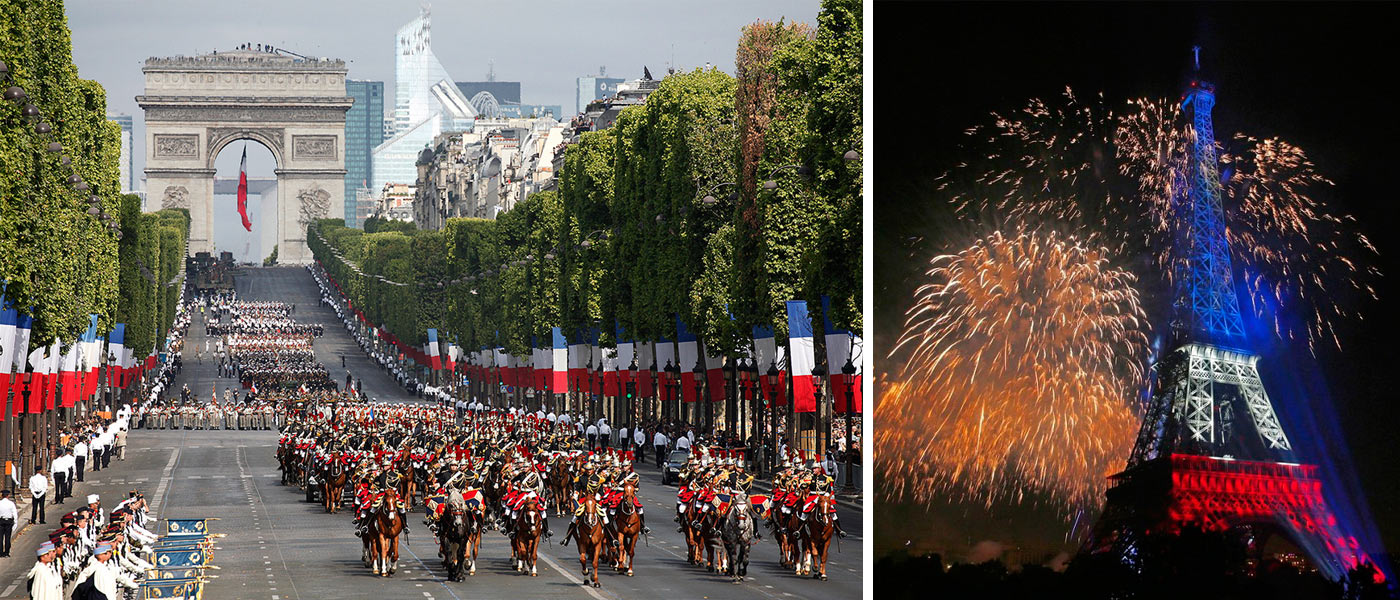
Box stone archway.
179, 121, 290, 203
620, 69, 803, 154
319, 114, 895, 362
137, 49, 352, 264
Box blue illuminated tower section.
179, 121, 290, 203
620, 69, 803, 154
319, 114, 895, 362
1175, 73, 1246, 345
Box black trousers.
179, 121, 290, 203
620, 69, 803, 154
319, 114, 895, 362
53, 473, 66, 503
635, 442, 645, 463
102, 449, 112, 468
92, 449, 102, 471
29, 494, 44, 523
0, 517, 11, 555
75, 456, 85, 481
655, 445, 666, 467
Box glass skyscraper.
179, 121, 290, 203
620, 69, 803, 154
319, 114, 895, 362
109, 114, 134, 192
371, 6, 475, 195
344, 80, 384, 227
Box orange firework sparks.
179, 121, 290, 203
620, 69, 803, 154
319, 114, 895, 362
878, 228, 1150, 511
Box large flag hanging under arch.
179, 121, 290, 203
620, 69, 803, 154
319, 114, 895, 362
237, 145, 253, 231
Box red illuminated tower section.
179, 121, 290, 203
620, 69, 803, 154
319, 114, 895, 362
1085, 49, 1376, 581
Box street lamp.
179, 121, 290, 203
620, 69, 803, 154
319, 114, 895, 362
626, 356, 638, 431
809, 359, 827, 467
761, 164, 813, 190
725, 355, 738, 442
663, 360, 680, 426
738, 358, 757, 469
841, 356, 857, 494
693, 356, 706, 437
594, 361, 605, 426
762, 361, 780, 475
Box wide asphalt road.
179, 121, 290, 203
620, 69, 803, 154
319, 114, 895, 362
0, 266, 863, 599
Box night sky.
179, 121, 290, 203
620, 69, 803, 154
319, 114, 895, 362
875, 2, 1400, 565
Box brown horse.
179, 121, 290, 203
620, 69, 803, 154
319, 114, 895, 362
397, 457, 417, 509
321, 459, 348, 513
611, 483, 643, 577
573, 496, 606, 588
771, 503, 803, 569
363, 488, 406, 577
510, 496, 545, 576
546, 457, 572, 518
799, 495, 835, 580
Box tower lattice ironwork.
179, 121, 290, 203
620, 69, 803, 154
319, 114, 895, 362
1085, 49, 1375, 581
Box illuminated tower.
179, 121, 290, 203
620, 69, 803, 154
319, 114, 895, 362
1086, 48, 1374, 581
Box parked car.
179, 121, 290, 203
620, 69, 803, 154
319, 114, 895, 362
662, 449, 690, 485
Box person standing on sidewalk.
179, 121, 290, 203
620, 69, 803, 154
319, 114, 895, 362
634, 426, 647, 464
0, 489, 17, 557
27, 468, 48, 525
653, 429, 669, 468
47, 454, 67, 506
72, 437, 87, 482
115, 428, 127, 461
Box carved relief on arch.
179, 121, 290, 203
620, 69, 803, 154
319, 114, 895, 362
296, 186, 332, 226
161, 185, 189, 209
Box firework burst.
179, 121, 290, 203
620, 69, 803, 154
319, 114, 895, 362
878, 228, 1150, 510
944, 88, 1378, 351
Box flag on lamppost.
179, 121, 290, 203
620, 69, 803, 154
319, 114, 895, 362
60, 338, 80, 408
0, 291, 17, 417
79, 315, 101, 402
26, 343, 49, 413
786, 300, 816, 413
237, 144, 253, 231
613, 325, 633, 396
567, 329, 587, 392
107, 324, 126, 390
753, 324, 788, 408
426, 329, 441, 370
551, 327, 568, 393
7, 309, 31, 417
703, 341, 725, 403
821, 296, 863, 414
676, 317, 699, 403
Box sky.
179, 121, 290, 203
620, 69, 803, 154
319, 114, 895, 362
64, 0, 821, 181
877, 1, 1400, 568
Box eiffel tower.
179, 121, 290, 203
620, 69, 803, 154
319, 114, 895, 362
1084, 48, 1374, 580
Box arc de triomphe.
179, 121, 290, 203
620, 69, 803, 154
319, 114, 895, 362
137, 49, 351, 263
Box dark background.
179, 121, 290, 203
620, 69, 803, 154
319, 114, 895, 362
875, 1, 1400, 566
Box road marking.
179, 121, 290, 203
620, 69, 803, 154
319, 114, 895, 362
535, 550, 610, 600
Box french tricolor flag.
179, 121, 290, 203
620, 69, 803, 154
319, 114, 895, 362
635, 341, 655, 398
532, 337, 547, 392
0, 292, 17, 417
59, 338, 81, 408
551, 327, 568, 393
567, 330, 587, 392
610, 324, 631, 396
822, 296, 863, 414
426, 329, 442, 370
7, 308, 32, 417
676, 317, 699, 403
753, 324, 787, 407
588, 329, 602, 393
26, 342, 51, 413
703, 342, 725, 402
107, 323, 125, 389
786, 300, 816, 413
79, 315, 102, 402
